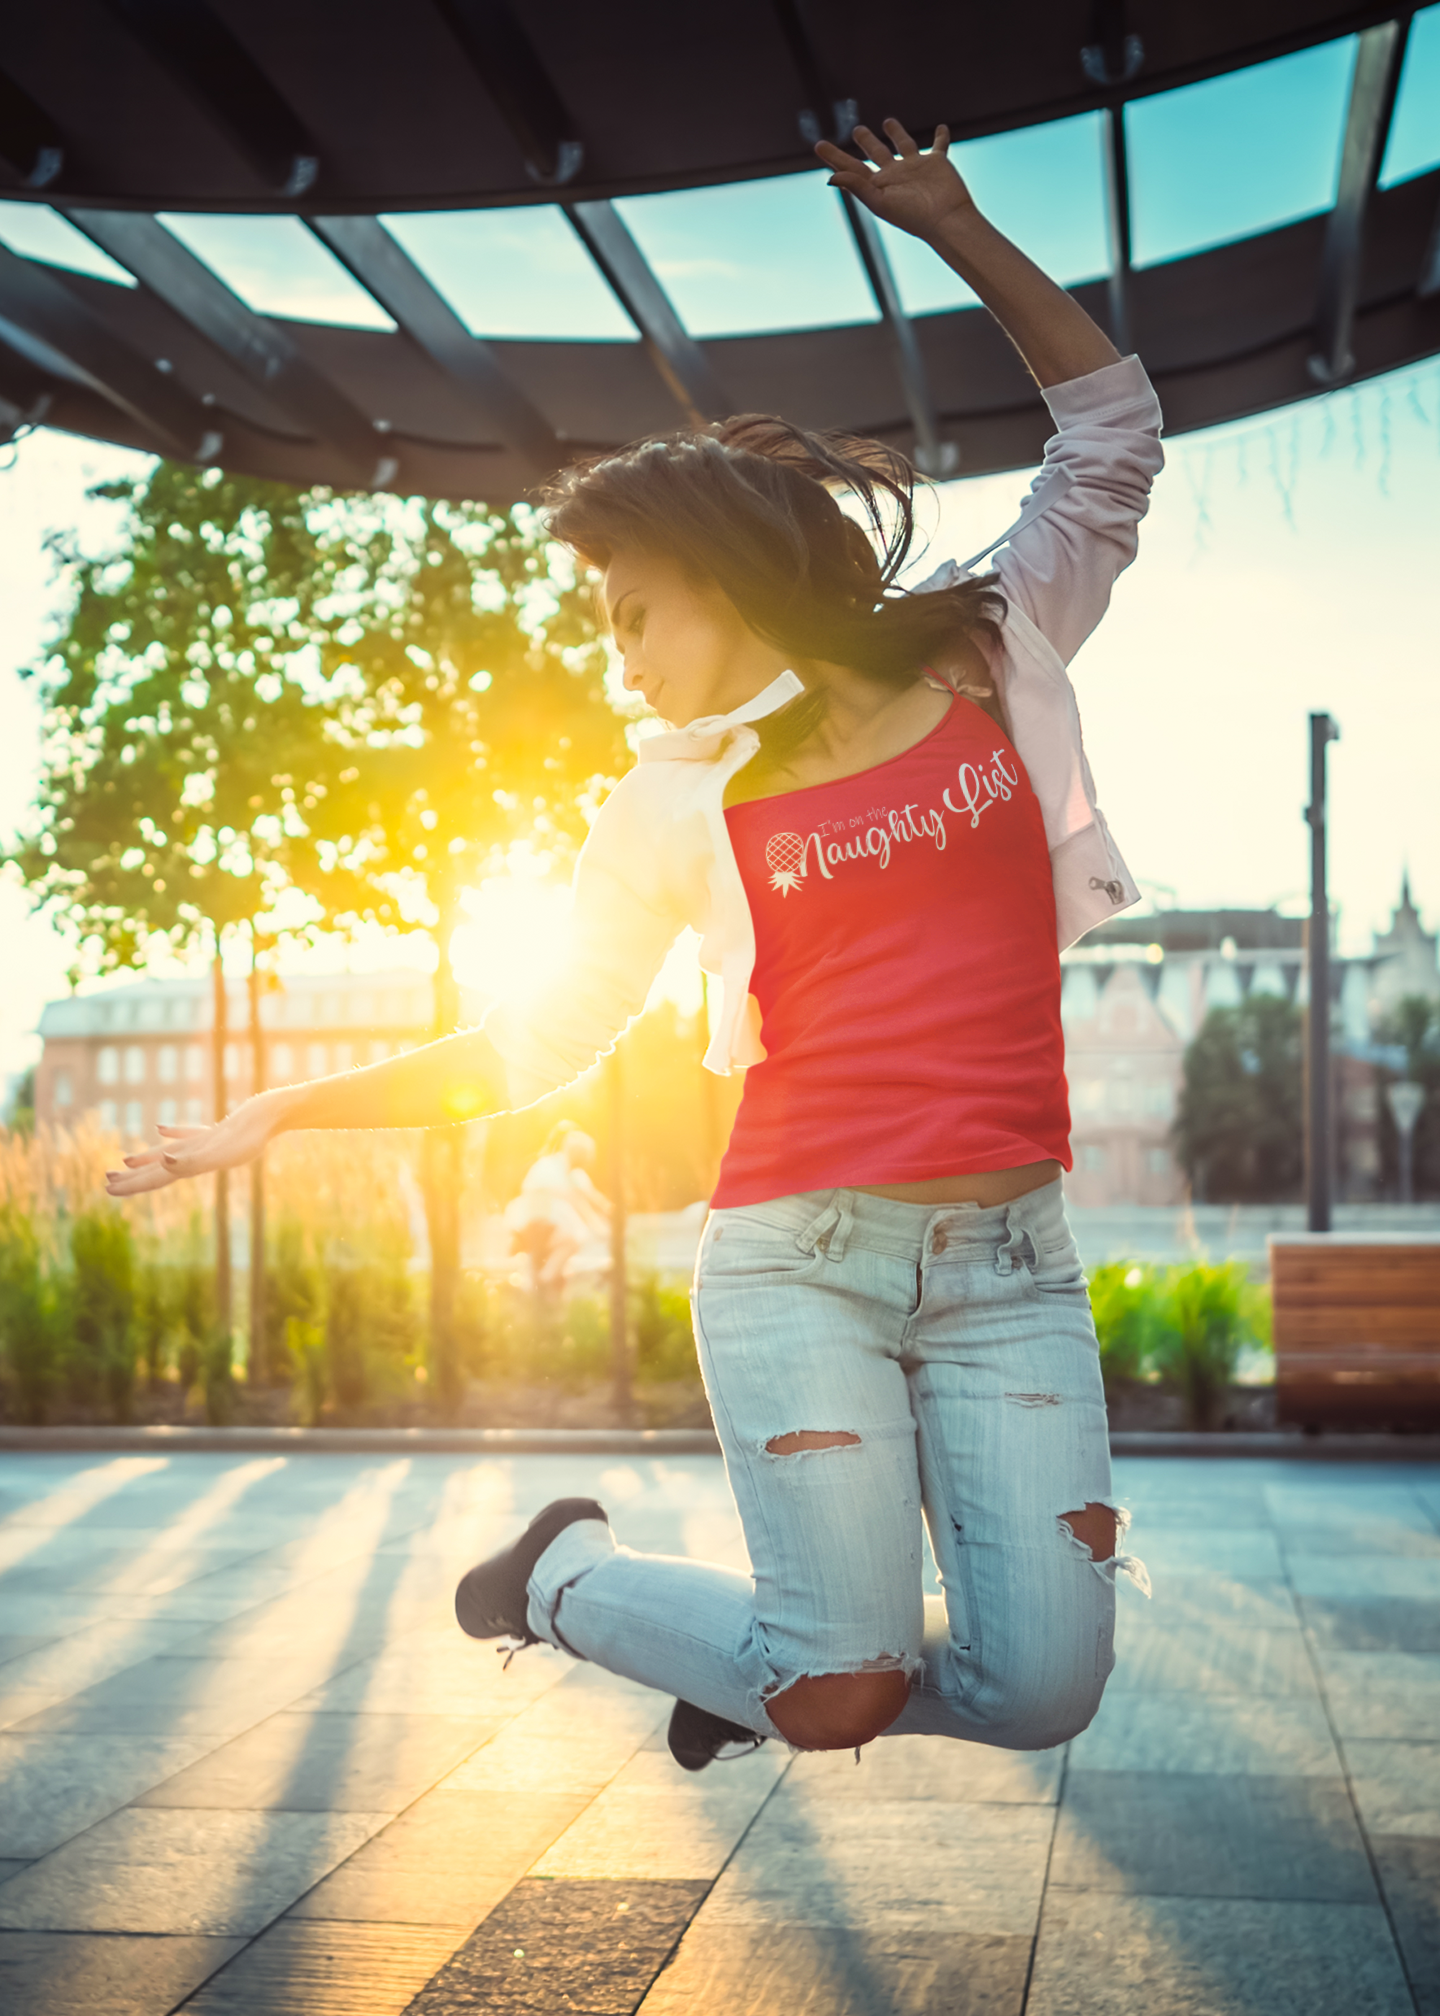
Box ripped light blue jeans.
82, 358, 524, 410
526, 1180, 1148, 1747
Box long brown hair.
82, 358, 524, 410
541, 415, 1004, 774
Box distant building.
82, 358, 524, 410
1060, 883, 1438, 1206
34, 971, 439, 1140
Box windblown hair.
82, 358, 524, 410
541, 416, 1004, 774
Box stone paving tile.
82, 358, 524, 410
1287, 1556, 1440, 1601
1370, 1836, 1440, 2016
0, 1807, 389, 1935
1299, 1595, 1440, 1652
404, 1876, 710, 2016
637, 1922, 1031, 2014
0, 1861, 31, 1885
1112, 1573, 1301, 1631
1278, 1522, 1440, 1558
180, 1919, 468, 2015
1122, 1529, 1286, 1579
441, 1673, 670, 1797
1068, 1691, 1341, 1776
1052, 1771, 1377, 1901
1345, 1740, 1440, 1837
703, 1799, 1054, 1936
1105, 1621, 1319, 1697
1315, 1648, 1440, 1738
0, 1635, 56, 1666
0, 1732, 211, 1858
292, 1628, 569, 1717
138, 1710, 499, 1813
10, 1653, 347, 1742
1026, 1890, 1413, 2016
0, 1619, 209, 1729
0, 1930, 244, 2016
287, 1789, 589, 1927
782, 1734, 1063, 1805
532, 1743, 787, 1882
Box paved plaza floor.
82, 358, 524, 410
0, 1449, 1437, 2015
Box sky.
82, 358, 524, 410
0, 14, 1438, 1085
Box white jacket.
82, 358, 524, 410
486, 353, 1164, 1108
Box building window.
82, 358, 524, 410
368, 1039, 391, 1064
223, 1042, 240, 1080
184, 1044, 203, 1082
158, 1044, 178, 1084
1147, 1149, 1172, 1175
1081, 1145, 1107, 1173
157, 1097, 177, 1126
99, 1099, 118, 1130
270, 1042, 294, 1083
185, 1096, 205, 1124
306, 1042, 328, 1078
98, 1046, 119, 1085
54, 1070, 73, 1107
123, 1099, 144, 1137
334, 1041, 353, 1071
124, 1045, 146, 1085
1144, 1084, 1173, 1117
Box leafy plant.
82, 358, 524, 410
632, 1270, 699, 1385
0, 1207, 63, 1424
289, 1317, 328, 1427
70, 1209, 138, 1421
202, 1327, 237, 1426
1088, 1263, 1157, 1397
1150, 1261, 1270, 1431
136, 1260, 173, 1390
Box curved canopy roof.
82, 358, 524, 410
0, 0, 1436, 497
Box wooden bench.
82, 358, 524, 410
1269, 1235, 1440, 1430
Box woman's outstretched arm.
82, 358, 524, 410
815, 119, 1120, 388
104, 1024, 512, 1198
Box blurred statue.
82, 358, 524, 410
504, 1123, 610, 1297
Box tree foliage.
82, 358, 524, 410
1173, 993, 1304, 1202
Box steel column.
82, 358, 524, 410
1306, 711, 1341, 1232
566, 200, 730, 425
842, 196, 957, 476
1310, 18, 1408, 383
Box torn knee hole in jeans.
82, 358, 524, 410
1006, 1391, 1062, 1407
1058, 1499, 1153, 1597
764, 1429, 862, 1457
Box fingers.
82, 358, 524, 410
105, 1163, 179, 1197
851, 124, 895, 169
882, 118, 920, 159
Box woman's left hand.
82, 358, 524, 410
815, 119, 977, 243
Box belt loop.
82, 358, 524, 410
995, 1204, 1023, 1276
796, 1192, 851, 1261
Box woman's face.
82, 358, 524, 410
602, 549, 787, 727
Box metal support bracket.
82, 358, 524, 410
564, 200, 730, 424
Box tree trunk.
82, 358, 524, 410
422, 905, 463, 1418
247, 942, 267, 1387
211, 948, 231, 1342
606, 1043, 632, 1422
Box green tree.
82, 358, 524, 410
1173, 994, 1304, 1202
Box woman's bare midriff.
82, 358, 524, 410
856, 1159, 1061, 1207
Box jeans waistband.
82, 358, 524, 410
711, 1179, 1071, 1267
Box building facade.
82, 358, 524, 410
34, 971, 438, 1141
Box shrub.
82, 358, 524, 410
1088, 1263, 1158, 1398
632, 1271, 699, 1384
136, 1259, 173, 1389
70, 1209, 139, 1422
1151, 1261, 1270, 1431
0, 1207, 62, 1424
321, 1257, 419, 1420
263, 1216, 323, 1386
289, 1316, 327, 1426
202, 1327, 237, 1426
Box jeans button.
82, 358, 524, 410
931, 1228, 948, 1254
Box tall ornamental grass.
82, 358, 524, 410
1090, 1259, 1272, 1430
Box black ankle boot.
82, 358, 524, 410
668, 1697, 765, 1773
454, 1497, 608, 1645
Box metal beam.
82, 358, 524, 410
102, 0, 318, 196
0, 68, 64, 190
432, 0, 582, 185
307, 215, 562, 479
1309, 17, 1408, 384
0, 239, 220, 457
842, 197, 957, 477
66, 209, 396, 486
565, 200, 730, 425
1100, 104, 1133, 356
1419, 191, 1440, 299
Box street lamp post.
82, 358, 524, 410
1386, 1080, 1426, 1205
1306, 713, 1341, 1232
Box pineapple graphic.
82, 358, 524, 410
765, 831, 806, 896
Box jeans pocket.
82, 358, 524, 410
697, 1216, 821, 1285
1028, 1235, 1088, 1298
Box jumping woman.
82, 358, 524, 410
109, 120, 1155, 1769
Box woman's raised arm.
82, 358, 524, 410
103, 1024, 511, 1198
815, 119, 1120, 389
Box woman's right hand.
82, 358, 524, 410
105, 1088, 297, 1198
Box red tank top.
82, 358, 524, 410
713, 696, 1070, 1208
